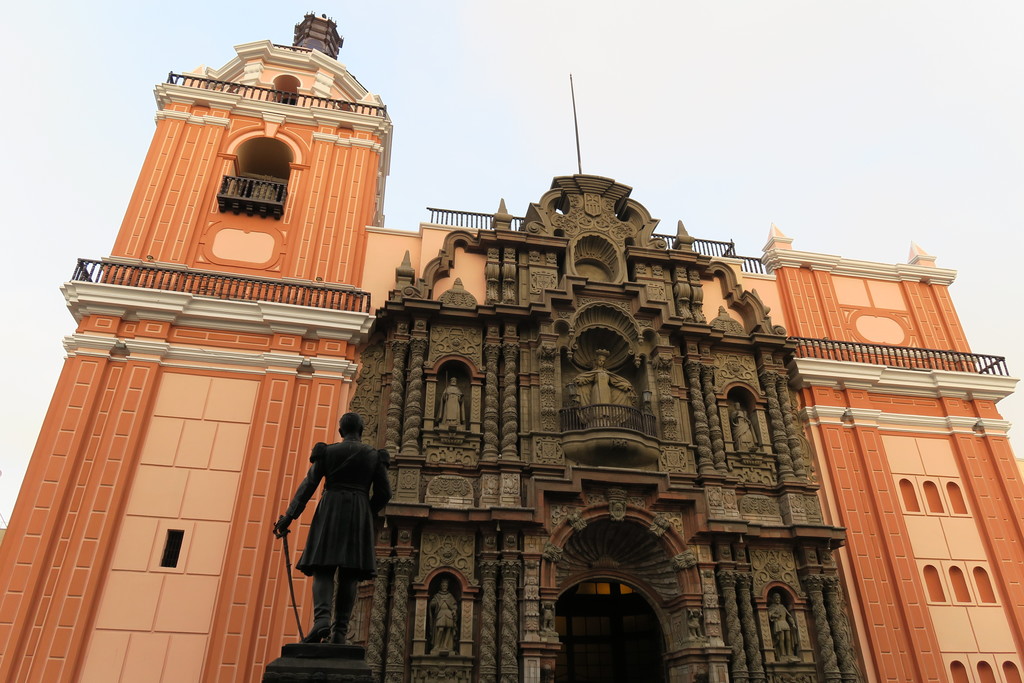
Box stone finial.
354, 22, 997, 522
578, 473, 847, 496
674, 220, 696, 251
764, 223, 794, 252
492, 198, 514, 231
908, 242, 937, 267
293, 13, 343, 58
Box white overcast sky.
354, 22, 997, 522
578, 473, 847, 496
1, 1, 1022, 520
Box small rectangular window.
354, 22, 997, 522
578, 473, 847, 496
160, 529, 185, 567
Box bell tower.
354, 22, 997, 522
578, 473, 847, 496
0, 15, 389, 682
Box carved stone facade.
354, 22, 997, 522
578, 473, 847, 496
358, 175, 859, 682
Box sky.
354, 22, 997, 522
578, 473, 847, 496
0, 1, 1022, 521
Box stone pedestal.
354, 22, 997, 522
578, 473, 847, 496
263, 643, 373, 682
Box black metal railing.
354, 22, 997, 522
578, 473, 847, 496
272, 43, 313, 53
426, 207, 526, 230
166, 73, 389, 118
651, 234, 766, 274
792, 337, 1009, 376
217, 175, 288, 218
72, 259, 371, 313
559, 404, 658, 437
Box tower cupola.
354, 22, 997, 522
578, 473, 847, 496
293, 12, 343, 58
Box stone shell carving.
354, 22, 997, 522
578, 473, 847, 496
739, 495, 784, 524
568, 303, 641, 368
417, 531, 476, 582
438, 277, 478, 309
428, 326, 483, 365
425, 475, 473, 508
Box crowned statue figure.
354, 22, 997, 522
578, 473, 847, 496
572, 349, 636, 407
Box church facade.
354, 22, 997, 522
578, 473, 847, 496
0, 16, 1022, 683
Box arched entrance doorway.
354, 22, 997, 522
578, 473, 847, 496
554, 579, 664, 683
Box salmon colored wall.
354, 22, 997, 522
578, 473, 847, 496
111, 105, 381, 288
802, 385, 1024, 681
774, 266, 970, 351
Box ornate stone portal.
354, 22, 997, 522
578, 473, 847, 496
350, 175, 860, 682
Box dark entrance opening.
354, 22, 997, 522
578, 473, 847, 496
555, 580, 664, 683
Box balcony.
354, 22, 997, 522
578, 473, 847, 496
166, 73, 389, 119
72, 259, 371, 313
559, 404, 660, 468
217, 175, 288, 219
792, 337, 1009, 376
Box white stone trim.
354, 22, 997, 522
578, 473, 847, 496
790, 357, 1018, 402
762, 247, 957, 285
801, 405, 1012, 436
62, 281, 374, 343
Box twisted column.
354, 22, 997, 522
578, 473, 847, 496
483, 342, 501, 459
824, 576, 862, 682
775, 375, 807, 478
736, 574, 765, 682
401, 337, 427, 455
499, 559, 522, 683
385, 340, 409, 452
384, 557, 415, 683
759, 369, 795, 481
804, 575, 841, 681
717, 571, 748, 681
685, 360, 715, 474
701, 363, 728, 472
501, 341, 519, 459
366, 557, 394, 677
479, 560, 500, 683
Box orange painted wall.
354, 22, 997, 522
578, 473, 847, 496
774, 266, 970, 351
111, 105, 381, 287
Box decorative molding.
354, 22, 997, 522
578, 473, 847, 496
762, 247, 957, 285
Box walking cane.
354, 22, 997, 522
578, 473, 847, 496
273, 523, 305, 641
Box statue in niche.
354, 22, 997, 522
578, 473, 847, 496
572, 349, 636, 406
429, 578, 458, 655
437, 377, 465, 429
730, 402, 757, 452
768, 592, 798, 660
686, 608, 705, 640
541, 602, 556, 634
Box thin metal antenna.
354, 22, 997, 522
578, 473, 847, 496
570, 74, 583, 174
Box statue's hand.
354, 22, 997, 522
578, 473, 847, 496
273, 514, 292, 537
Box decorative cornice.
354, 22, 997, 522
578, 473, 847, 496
802, 405, 1012, 436
762, 247, 957, 285
790, 357, 1018, 402
153, 110, 230, 127
62, 281, 374, 343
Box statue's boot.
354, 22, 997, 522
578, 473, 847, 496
302, 570, 334, 643
330, 572, 358, 644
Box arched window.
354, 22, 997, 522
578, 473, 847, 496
950, 661, 969, 683
1004, 661, 1023, 683
977, 661, 997, 683
273, 74, 301, 105
973, 567, 996, 603
923, 480, 944, 514
219, 138, 294, 218
236, 138, 293, 181
923, 565, 945, 602
947, 482, 968, 514
949, 566, 972, 602
900, 479, 921, 512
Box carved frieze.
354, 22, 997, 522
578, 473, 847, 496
750, 548, 801, 596
739, 495, 784, 525
712, 352, 759, 392
705, 485, 741, 520
417, 531, 475, 582
425, 475, 473, 508
428, 326, 482, 365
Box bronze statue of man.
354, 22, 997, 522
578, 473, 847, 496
274, 412, 392, 644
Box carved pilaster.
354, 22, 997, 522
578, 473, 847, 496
386, 340, 409, 452
685, 360, 715, 474
401, 337, 427, 455
717, 571, 748, 681
486, 248, 500, 304
499, 559, 521, 683
689, 269, 706, 323
824, 576, 862, 682
538, 343, 558, 432
804, 575, 841, 681
501, 340, 519, 459
701, 363, 728, 472
479, 560, 500, 683
736, 574, 765, 682
384, 557, 415, 683
501, 248, 517, 304
366, 557, 394, 676
775, 374, 808, 478
483, 340, 501, 460
673, 266, 694, 322
759, 369, 795, 481
653, 354, 679, 441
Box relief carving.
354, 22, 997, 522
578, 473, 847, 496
534, 438, 563, 464
438, 277, 478, 309
428, 326, 483, 364
750, 548, 801, 596
417, 532, 475, 582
